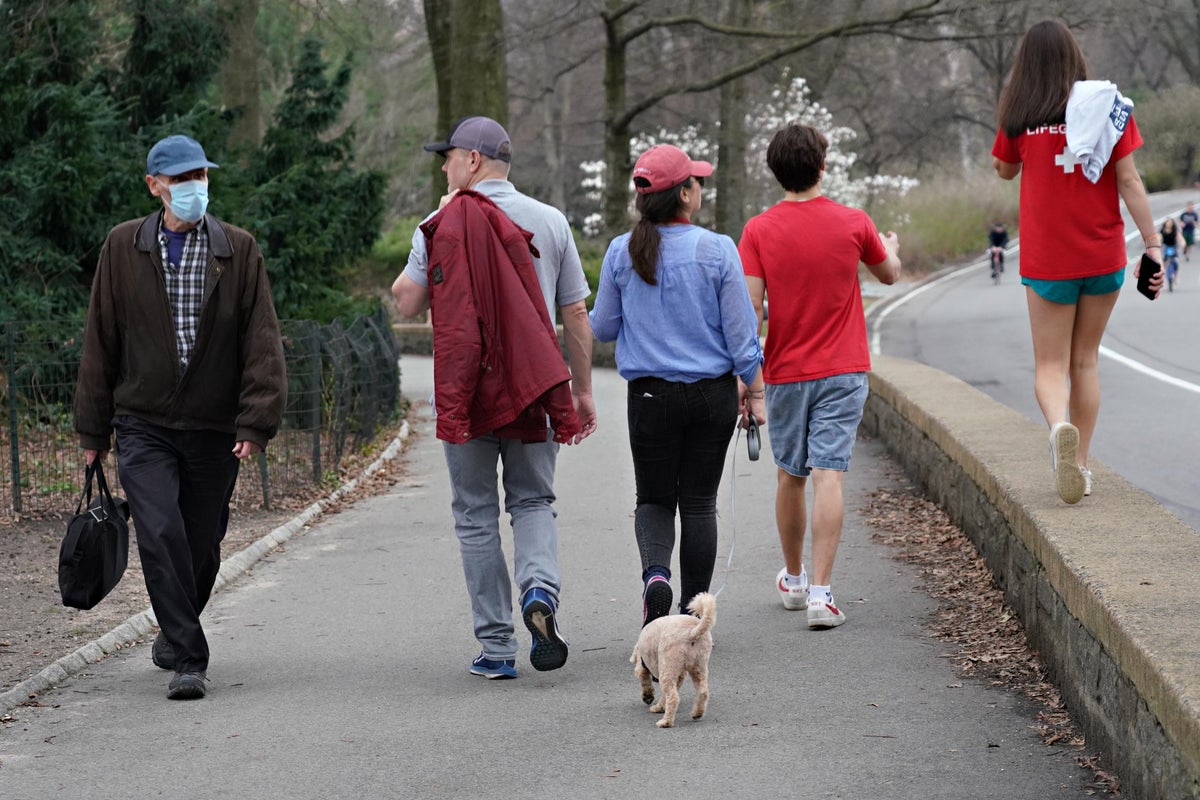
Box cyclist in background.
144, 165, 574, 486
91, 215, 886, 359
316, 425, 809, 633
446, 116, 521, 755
1180, 202, 1197, 261
1161, 217, 1182, 292
988, 221, 1010, 280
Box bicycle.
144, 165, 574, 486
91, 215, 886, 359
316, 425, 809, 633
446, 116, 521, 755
1165, 245, 1180, 292
988, 246, 1005, 284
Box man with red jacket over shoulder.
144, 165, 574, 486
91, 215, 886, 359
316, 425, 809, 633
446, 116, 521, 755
392, 116, 596, 679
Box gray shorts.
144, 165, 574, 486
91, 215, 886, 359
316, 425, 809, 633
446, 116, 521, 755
765, 372, 869, 477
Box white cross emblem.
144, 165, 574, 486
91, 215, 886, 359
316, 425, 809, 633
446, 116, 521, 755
1055, 147, 1078, 174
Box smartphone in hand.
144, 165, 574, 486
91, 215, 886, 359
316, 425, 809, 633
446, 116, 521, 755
1137, 253, 1161, 300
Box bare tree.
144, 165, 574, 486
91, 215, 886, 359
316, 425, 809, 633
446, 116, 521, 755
598, 0, 963, 234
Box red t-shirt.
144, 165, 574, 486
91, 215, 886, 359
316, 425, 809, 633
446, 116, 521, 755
991, 116, 1142, 279
738, 197, 888, 384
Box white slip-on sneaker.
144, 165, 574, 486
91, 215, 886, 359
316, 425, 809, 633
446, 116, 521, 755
1049, 422, 1086, 504
807, 594, 846, 629
1080, 466, 1092, 497
776, 566, 808, 610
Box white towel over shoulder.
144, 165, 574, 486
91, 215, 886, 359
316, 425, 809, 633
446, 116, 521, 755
1065, 80, 1134, 183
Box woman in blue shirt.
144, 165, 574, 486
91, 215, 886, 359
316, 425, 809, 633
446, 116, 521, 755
590, 144, 765, 626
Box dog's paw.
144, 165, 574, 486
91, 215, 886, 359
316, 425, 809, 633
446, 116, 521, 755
649, 699, 664, 713
691, 710, 704, 720
656, 718, 675, 728
641, 688, 655, 705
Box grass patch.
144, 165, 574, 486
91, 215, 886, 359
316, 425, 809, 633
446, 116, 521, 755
888, 173, 1020, 275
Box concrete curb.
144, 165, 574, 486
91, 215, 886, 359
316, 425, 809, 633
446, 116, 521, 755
863, 355, 1200, 800
0, 421, 409, 715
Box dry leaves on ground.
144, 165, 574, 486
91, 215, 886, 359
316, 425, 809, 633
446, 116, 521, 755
861, 487, 1120, 797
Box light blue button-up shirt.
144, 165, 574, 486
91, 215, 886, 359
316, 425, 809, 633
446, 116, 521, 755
590, 224, 762, 385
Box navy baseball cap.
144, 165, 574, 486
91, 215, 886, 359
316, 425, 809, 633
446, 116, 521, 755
146, 135, 219, 177
424, 116, 512, 163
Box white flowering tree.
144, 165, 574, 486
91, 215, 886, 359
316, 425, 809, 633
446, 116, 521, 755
579, 75, 917, 237
745, 75, 919, 214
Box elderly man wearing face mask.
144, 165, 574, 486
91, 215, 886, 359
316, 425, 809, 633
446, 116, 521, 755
73, 135, 287, 700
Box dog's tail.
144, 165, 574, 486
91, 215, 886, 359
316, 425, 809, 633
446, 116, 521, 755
685, 592, 716, 638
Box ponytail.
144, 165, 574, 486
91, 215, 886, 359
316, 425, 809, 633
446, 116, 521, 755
627, 179, 692, 285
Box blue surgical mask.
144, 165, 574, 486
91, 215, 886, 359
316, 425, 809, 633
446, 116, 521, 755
159, 178, 209, 223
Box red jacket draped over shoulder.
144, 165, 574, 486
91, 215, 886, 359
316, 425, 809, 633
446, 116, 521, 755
421, 189, 581, 444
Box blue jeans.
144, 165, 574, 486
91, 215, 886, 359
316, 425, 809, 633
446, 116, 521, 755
765, 373, 869, 476
443, 433, 561, 660
626, 373, 738, 612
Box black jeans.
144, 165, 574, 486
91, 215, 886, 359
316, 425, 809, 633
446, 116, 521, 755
626, 373, 738, 612
114, 416, 239, 673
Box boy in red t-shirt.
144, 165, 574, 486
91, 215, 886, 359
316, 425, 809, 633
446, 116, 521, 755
738, 124, 901, 629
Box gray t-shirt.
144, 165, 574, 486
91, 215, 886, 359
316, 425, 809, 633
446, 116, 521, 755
403, 179, 590, 320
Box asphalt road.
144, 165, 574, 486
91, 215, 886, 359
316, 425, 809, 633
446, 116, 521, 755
872, 188, 1200, 533
0, 356, 1101, 799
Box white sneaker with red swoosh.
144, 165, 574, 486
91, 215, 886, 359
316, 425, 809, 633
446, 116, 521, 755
807, 595, 846, 629
776, 566, 808, 610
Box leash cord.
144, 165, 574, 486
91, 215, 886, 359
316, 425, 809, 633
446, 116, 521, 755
711, 422, 748, 597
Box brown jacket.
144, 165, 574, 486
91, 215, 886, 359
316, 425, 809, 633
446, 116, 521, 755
74, 211, 286, 451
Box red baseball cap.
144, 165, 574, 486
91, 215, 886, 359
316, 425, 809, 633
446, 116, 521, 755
631, 144, 713, 194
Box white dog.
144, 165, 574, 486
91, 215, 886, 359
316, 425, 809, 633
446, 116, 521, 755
630, 592, 715, 728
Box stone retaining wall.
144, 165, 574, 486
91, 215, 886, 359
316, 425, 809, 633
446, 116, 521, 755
863, 354, 1200, 800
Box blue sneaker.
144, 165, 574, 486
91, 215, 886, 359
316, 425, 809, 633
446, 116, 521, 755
521, 587, 569, 671
470, 652, 517, 680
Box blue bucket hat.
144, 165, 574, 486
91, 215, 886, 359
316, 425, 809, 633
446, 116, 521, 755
146, 135, 219, 177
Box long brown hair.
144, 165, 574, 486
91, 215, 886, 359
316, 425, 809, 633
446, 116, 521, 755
996, 20, 1091, 137
628, 179, 691, 285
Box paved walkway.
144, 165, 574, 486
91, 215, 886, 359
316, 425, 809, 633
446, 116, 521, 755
0, 356, 1097, 799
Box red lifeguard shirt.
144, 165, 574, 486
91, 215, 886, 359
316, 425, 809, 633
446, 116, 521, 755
738, 197, 887, 384
991, 116, 1142, 280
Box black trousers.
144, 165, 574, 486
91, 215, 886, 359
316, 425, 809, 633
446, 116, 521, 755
114, 416, 239, 673
626, 374, 738, 613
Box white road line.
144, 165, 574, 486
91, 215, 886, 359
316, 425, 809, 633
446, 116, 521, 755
871, 207, 1192, 396
1098, 345, 1200, 395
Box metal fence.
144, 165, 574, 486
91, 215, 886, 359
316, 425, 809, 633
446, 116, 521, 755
0, 309, 401, 518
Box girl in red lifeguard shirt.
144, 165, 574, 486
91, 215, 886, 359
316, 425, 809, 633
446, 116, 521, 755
992, 20, 1162, 504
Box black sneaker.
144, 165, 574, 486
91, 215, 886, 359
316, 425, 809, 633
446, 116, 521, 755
642, 575, 673, 627
521, 588, 568, 671
151, 633, 176, 671
167, 671, 207, 700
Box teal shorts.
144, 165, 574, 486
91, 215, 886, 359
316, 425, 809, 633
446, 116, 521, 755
1022, 267, 1125, 304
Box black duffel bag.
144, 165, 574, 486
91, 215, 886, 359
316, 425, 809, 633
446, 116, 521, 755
58, 461, 130, 610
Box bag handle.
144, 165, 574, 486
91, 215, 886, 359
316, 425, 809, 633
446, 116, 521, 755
93, 460, 115, 506
74, 461, 98, 515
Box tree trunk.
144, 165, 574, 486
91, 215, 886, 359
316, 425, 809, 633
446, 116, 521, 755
424, 0, 453, 206
450, 0, 507, 122
715, 0, 752, 239
423, 0, 507, 206
219, 0, 261, 151
603, 1, 631, 235
541, 72, 569, 212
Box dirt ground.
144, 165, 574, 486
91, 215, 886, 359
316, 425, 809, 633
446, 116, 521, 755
0, 419, 410, 697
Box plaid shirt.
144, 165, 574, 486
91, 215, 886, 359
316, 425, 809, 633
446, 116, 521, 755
158, 220, 209, 372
